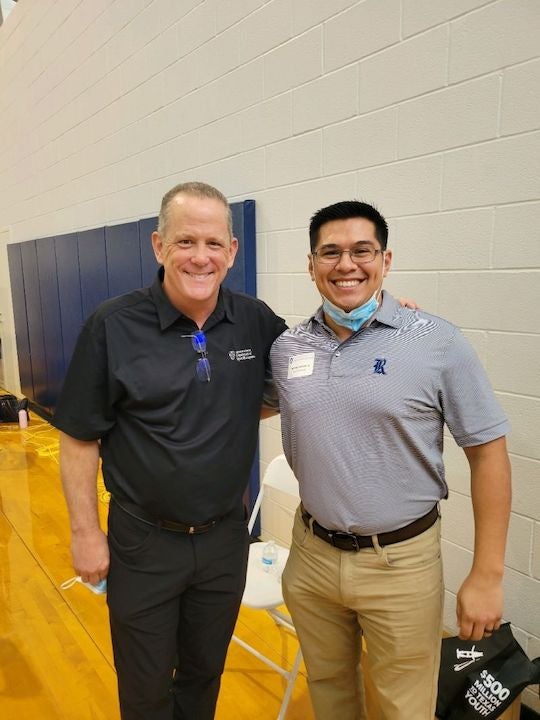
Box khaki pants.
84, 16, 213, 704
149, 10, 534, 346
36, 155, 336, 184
282, 509, 444, 720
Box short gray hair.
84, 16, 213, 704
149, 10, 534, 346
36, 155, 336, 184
157, 181, 233, 238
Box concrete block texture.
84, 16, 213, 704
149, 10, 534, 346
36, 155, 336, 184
383, 272, 440, 313
323, 107, 397, 175
215, 0, 266, 34
251, 187, 293, 232
289, 173, 357, 229
442, 133, 540, 210
438, 271, 539, 333
177, 1, 216, 58
292, 274, 321, 317
449, 0, 540, 83
501, 59, 540, 136
486, 333, 540, 395
236, 0, 293, 65
501, 394, 540, 461
257, 273, 294, 315
531, 524, 540, 580
359, 26, 449, 113
157, 0, 202, 33
402, 0, 494, 38
265, 131, 322, 187
503, 567, 540, 637
389, 208, 493, 270
264, 26, 322, 98
324, 0, 401, 72
442, 491, 475, 550
292, 0, 358, 35
356, 155, 442, 217
241, 94, 293, 153
398, 75, 500, 159
441, 539, 472, 595
266, 229, 309, 273
508, 456, 540, 521
506, 514, 534, 575
493, 202, 540, 268
293, 66, 357, 134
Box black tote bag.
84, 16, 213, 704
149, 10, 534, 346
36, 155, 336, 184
436, 623, 540, 719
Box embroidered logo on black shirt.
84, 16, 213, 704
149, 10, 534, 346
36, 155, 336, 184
229, 349, 256, 361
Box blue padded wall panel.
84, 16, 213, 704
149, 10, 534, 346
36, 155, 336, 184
7, 243, 34, 399
228, 200, 260, 524
36, 237, 64, 409
55, 233, 83, 370
106, 222, 142, 299
139, 216, 159, 286
225, 200, 256, 295
20, 241, 48, 407
78, 227, 108, 318
228, 200, 259, 520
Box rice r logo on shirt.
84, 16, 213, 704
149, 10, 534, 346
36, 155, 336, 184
373, 358, 387, 374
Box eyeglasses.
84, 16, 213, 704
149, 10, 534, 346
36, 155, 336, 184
183, 330, 211, 382
311, 246, 382, 265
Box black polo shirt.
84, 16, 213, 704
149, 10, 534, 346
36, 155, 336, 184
52, 271, 287, 523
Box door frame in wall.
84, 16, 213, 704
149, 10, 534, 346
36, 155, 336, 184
0, 228, 21, 394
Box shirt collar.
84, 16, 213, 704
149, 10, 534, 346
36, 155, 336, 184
149, 267, 235, 331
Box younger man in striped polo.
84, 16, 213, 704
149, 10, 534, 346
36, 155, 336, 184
270, 200, 511, 720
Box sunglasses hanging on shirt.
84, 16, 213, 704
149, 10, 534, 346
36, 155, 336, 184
182, 331, 211, 382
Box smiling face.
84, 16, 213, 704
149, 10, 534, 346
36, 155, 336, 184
152, 193, 238, 323
309, 216, 392, 313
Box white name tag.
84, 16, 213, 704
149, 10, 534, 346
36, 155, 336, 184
287, 352, 315, 379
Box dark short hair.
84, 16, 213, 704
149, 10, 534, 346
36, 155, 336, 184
309, 200, 388, 251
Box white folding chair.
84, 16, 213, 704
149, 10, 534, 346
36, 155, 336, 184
232, 454, 302, 720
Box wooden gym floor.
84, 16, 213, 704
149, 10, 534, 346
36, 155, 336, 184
0, 413, 313, 720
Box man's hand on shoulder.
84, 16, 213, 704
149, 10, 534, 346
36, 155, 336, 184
397, 296, 419, 310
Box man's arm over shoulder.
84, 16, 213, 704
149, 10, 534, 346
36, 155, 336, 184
456, 436, 511, 641
258, 301, 287, 417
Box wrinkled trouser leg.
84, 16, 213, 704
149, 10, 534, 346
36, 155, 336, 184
107, 501, 249, 720
283, 509, 443, 720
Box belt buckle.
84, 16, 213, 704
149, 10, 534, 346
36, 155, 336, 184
188, 526, 195, 534
333, 531, 360, 551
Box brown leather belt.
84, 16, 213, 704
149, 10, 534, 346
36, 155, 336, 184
301, 504, 439, 551
113, 497, 220, 535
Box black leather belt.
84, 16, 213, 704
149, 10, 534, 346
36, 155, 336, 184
301, 504, 439, 551
113, 497, 220, 535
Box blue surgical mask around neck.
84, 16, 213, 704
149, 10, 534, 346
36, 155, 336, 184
322, 293, 379, 332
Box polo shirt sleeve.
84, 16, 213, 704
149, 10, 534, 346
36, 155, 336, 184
52, 314, 117, 441
440, 327, 510, 447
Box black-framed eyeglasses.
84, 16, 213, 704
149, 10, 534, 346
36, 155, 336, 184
311, 246, 382, 265
183, 330, 211, 382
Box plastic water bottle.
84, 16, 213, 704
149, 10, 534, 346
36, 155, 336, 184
261, 540, 278, 573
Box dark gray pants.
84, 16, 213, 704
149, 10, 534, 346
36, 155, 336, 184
106, 501, 249, 720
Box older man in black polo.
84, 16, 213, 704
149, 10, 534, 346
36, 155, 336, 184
53, 182, 286, 720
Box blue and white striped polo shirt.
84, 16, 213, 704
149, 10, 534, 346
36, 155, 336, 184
270, 291, 510, 535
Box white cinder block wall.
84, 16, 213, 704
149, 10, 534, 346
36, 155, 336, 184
0, 0, 538, 709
